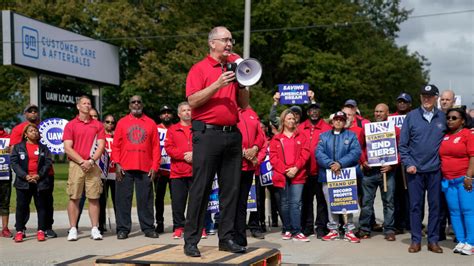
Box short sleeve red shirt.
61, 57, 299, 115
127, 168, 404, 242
63, 116, 105, 160
439, 128, 474, 179
186, 54, 241, 126
26, 142, 39, 175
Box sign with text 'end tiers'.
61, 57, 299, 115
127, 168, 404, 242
2, 11, 119, 86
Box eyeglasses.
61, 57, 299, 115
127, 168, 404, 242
130, 100, 142, 104
213, 38, 235, 45
446, 116, 460, 121
105, 120, 115, 124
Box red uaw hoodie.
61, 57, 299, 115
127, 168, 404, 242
269, 130, 310, 188
297, 119, 331, 176
164, 123, 193, 178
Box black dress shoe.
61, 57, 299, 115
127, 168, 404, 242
117, 231, 128, 240
184, 243, 201, 257
144, 231, 159, 238
251, 230, 265, 239
219, 240, 246, 253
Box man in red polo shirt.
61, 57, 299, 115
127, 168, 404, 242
63, 96, 105, 241
298, 103, 332, 238
183, 26, 248, 257
112, 95, 160, 240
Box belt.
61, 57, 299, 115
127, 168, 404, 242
205, 124, 237, 132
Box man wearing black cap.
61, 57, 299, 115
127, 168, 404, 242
154, 105, 174, 234
298, 103, 332, 238
399, 84, 446, 253
9, 104, 57, 238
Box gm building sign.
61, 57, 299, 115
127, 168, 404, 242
2, 11, 119, 86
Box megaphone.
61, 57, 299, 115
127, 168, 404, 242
226, 58, 262, 87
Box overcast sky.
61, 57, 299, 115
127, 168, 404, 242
396, 0, 474, 108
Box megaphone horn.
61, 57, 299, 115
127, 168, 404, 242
234, 58, 262, 87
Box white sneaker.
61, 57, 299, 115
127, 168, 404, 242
90, 227, 103, 240
453, 242, 465, 253
460, 243, 473, 256
67, 227, 78, 241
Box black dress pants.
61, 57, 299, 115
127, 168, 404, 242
115, 170, 154, 234
154, 173, 170, 227
184, 128, 242, 245
170, 177, 192, 229
15, 186, 48, 232
234, 170, 255, 246
99, 179, 116, 231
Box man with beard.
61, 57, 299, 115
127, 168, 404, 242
10, 104, 57, 239
112, 95, 160, 240
154, 105, 174, 234
298, 103, 331, 238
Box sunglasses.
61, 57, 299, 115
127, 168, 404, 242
130, 100, 142, 104
446, 116, 460, 121
26, 109, 38, 113
105, 120, 115, 124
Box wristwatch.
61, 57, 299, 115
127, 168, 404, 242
89, 158, 95, 165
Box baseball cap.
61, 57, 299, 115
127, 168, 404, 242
24, 104, 38, 113
344, 99, 357, 107
307, 102, 321, 110
420, 84, 439, 96
396, 92, 412, 103
159, 105, 173, 113
290, 106, 302, 116
333, 111, 347, 121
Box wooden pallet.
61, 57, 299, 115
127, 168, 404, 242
95, 244, 281, 265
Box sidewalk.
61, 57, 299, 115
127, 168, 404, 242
1, 196, 473, 265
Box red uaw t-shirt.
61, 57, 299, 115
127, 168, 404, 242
186, 54, 241, 126
26, 142, 39, 175
439, 128, 474, 179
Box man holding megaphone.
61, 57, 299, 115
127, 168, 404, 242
183, 26, 261, 257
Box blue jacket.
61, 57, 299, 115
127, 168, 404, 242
316, 129, 361, 182
399, 107, 446, 173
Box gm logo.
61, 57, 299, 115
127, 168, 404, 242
22, 26, 39, 59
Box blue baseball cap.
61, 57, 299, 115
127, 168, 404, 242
396, 93, 412, 103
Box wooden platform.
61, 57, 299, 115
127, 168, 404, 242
95, 244, 281, 265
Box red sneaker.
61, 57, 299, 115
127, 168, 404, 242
14, 231, 23, 242
172, 227, 183, 239
282, 231, 292, 240
201, 229, 208, 239
322, 230, 339, 241
344, 231, 360, 243
37, 230, 46, 241
2, 227, 12, 238
292, 233, 310, 242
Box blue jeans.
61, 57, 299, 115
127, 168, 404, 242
359, 169, 396, 234
278, 180, 304, 235
442, 176, 474, 245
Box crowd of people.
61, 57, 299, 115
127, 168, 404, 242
0, 26, 473, 259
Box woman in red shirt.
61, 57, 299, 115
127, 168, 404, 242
10, 124, 53, 242
270, 109, 310, 242
439, 108, 474, 255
